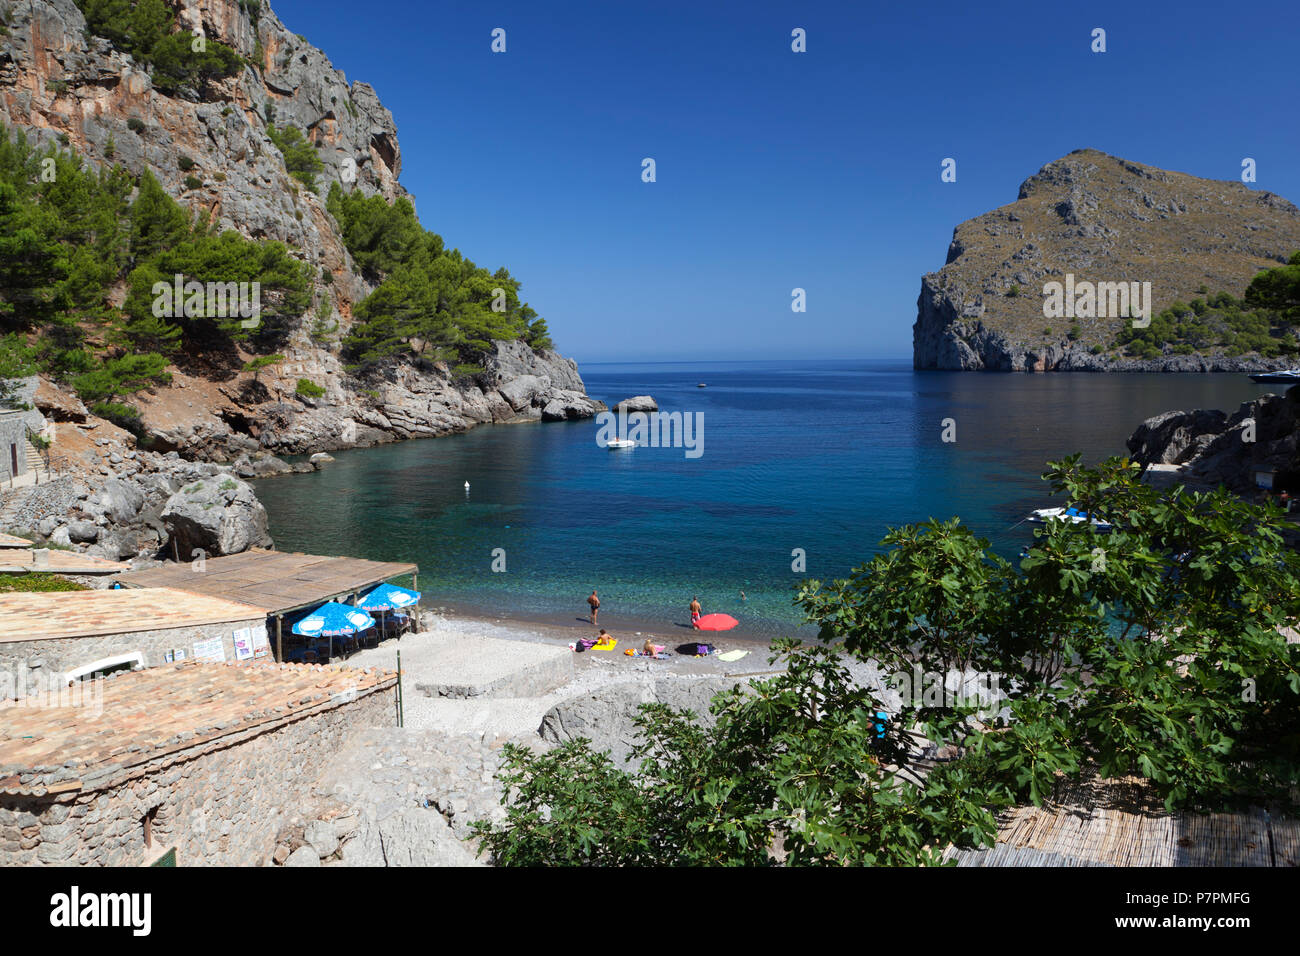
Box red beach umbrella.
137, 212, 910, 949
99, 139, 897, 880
695, 613, 739, 632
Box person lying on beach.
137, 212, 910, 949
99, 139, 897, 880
595, 628, 616, 648
643, 639, 667, 658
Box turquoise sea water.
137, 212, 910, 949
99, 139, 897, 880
253, 361, 1271, 636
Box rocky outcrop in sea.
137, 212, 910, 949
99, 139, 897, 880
913, 149, 1300, 371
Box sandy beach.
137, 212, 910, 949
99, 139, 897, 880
341, 609, 786, 739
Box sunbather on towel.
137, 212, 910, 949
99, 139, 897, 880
643, 639, 668, 658
594, 628, 616, 648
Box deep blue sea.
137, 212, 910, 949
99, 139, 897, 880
253, 361, 1271, 637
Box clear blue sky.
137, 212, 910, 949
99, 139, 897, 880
271, 0, 1300, 363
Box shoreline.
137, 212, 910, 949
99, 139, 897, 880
423, 598, 811, 650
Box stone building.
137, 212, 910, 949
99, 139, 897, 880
0, 661, 396, 865
0, 587, 269, 699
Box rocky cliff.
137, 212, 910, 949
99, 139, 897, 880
914, 149, 1300, 371
0, 0, 603, 463
1127, 386, 1299, 493
0, 0, 605, 564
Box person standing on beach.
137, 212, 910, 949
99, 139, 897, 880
690, 596, 702, 629
588, 589, 600, 625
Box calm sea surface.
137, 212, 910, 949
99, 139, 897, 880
253, 361, 1271, 635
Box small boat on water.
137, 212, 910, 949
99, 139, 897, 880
1026, 506, 1113, 532
605, 439, 637, 449
697, 383, 707, 388
1249, 369, 1300, 384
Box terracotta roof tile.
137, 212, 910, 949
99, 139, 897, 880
0, 661, 395, 795
0, 587, 265, 642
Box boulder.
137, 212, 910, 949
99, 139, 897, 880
304, 819, 340, 859
161, 475, 272, 557
1127, 409, 1229, 465
497, 375, 547, 413
233, 454, 293, 479
338, 809, 482, 867
376, 808, 482, 867
283, 846, 321, 867
91, 478, 145, 524
612, 395, 659, 413
539, 678, 743, 767
66, 520, 99, 544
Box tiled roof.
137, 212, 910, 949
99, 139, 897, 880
0, 587, 266, 643
0, 661, 396, 796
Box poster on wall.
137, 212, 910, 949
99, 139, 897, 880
164, 648, 188, 663
233, 628, 254, 662
192, 637, 226, 663
251, 629, 272, 660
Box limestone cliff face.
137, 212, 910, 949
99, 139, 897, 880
0, 0, 602, 461
1, 0, 400, 304
913, 149, 1300, 372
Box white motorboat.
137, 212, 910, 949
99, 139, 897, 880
1249, 369, 1300, 384
605, 439, 637, 449
1026, 506, 1113, 532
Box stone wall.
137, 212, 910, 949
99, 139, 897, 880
0, 412, 27, 483
0, 680, 395, 866
0, 618, 268, 700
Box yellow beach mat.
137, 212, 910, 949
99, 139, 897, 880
592, 639, 618, 651
716, 649, 749, 662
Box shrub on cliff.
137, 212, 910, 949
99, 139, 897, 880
0, 126, 312, 416
1245, 250, 1300, 326
1116, 265, 1300, 359
75, 0, 241, 98
266, 124, 323, 193
326, 183, 551, 371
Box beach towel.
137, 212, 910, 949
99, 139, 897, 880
716, 649, 749, 663
592, 639, 618, 651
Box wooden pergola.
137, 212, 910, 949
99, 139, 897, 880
114, 548, 419, 661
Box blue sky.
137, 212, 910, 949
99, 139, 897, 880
271, 0, 1300, 363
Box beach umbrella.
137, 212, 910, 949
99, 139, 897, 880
292, 601, 376, 637
694, 613, 739, 632
357, 582, 421, 612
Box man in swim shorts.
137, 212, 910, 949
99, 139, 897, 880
588, 589, 600, 624
690, 596, 702, 628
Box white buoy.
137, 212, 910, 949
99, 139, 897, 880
464, 481, 470, 491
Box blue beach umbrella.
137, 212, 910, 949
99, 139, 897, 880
357, 582, 421, 612
292, 601, 376, 637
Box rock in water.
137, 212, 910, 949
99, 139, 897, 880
612, 395, 659, 413
161, 476, 272, 557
